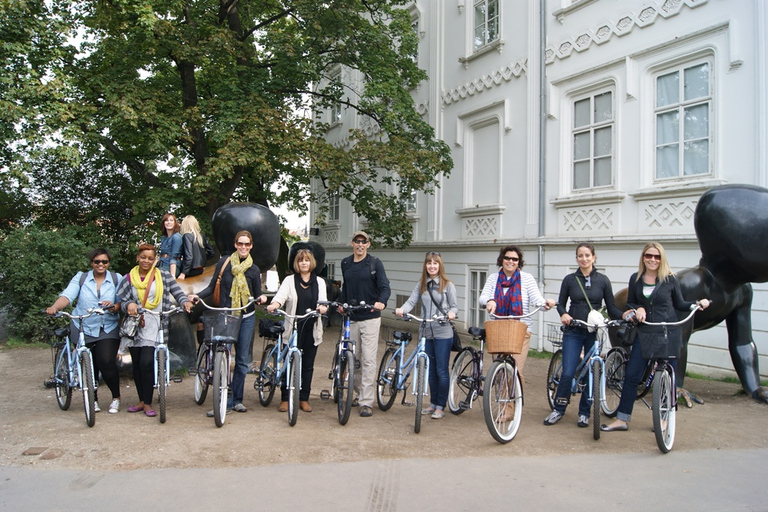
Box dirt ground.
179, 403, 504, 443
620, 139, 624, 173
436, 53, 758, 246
2, 331, 767, 472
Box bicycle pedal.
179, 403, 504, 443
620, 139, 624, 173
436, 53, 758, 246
328, 371, 333, 380
188, 368, 198, 376
402, 400, 414, 407
172, 375, 183, 383
459, 400, 470, 410
320, 390, 331, 401
355, 360, 361, 370
44, 378, 56, 389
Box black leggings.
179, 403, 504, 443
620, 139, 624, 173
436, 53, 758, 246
129, 346, 156, 405
90, 338, 121, 400
281, 322, 318, 402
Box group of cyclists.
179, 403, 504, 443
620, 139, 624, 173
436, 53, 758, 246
47, 214, 710, 436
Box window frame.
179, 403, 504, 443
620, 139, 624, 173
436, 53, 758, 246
468, 267, 488, 328
570, 89, 615, 191
473, 0, 500, 52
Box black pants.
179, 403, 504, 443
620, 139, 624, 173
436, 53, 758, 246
281, 321, 318, 402
129, 346, 156, 405
73, 324, 121, 401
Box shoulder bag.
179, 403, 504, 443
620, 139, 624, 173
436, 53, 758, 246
211, 257, 231, 307
120, 264, 156, 338
427, 283, 462, 351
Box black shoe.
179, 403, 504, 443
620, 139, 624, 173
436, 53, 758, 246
360, 406, 372, 417
577, 415, 589, 428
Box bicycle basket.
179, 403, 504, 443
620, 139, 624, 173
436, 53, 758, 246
202, 311, 242, 344
637, 327, 681, 360
547, 323, 563, 347
484, 319, 527, 354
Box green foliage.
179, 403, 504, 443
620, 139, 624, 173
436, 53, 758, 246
2, 0, 452, 250
0, 225, 104, 342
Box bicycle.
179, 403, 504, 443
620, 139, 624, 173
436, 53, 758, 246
604, 305, 705, 453
377, 312, 446, 434
447, 325, 486, 415
135, 305, 185, 424
44, 307, 106, 427
190, 297, 256, 427
317, 301, 371, 425
482, 306, 545, 444
545, 314, 629, 440
255, 308, 322, 426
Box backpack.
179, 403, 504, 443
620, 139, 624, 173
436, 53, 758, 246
341, 254, 379, 282
79, 270, 119, 289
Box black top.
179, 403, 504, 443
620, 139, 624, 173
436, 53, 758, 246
197, 257, 262, 315
556, 269, 623, 321
339, 254, 391, 321
626, 272, 694, 323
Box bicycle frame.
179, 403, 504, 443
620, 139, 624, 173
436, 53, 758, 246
387, 333, 429, 397
264, 326, 301, 390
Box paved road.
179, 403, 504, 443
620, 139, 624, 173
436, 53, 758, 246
2, 448, 766, 511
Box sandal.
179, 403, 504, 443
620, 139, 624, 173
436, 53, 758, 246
421, 405, 436, 415
431, 409, 445, 419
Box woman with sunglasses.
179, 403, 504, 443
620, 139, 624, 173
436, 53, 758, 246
545, 242, 624, 427
46, 248, 123, 414
395, 252, 459, 419
601, 242, 710, 432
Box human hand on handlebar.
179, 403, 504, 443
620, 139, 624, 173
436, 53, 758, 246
560, 313, 573, 326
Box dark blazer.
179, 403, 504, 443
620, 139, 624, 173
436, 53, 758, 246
626, 272, 694, 323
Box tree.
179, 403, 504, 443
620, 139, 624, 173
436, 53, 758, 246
1, 0, 452, 249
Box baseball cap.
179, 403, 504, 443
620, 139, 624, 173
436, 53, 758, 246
352, 231, 370, 241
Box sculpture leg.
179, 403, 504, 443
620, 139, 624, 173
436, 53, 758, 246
726, 291, 768, 404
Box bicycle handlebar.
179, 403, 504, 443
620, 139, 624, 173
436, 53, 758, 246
138, 305, 185, 316
570, 318, 627, 329
318, 300, 373, 312
267, 309, 322, 321
193, 296, 257, 312
490, 304, 545, 320
642, 304, 704, 327
397, 312, 448, 324
43, 308, 106, 320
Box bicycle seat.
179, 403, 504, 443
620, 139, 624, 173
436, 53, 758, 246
392, 331, 412, 342
468, 326, 485, 338
259, 319, 284, 339
54, 327, 68, 338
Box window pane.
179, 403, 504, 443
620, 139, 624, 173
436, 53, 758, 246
656, 145, 679, 179
487, 17, 498, 43
684, 140, 709, 175
656, 71, 679, 108
656, 110, 679, 145
594, 127, 612, 157
574, 98, 590, 128
684, 63, 709, 101
474, 25, 485, 48
488, 0, 498, 19
684, 103, 709, 140
594, 157, 612, 187
594, 92, 612, 123
573, 161, 590, 189
573, 132, 590, 160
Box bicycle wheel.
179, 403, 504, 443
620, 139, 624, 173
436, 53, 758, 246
257, 344, 277, 407
157, 348, 167, 424
602, 348, 626, 417
337, 350, 355, 425
287, 351, 301, 427
80, 353, 96, 428
376, 347, 399, 411
414, 356, 426, 434
448, 347, 476, 415
193, 343, 209, 405
54, 347, 72, 410
652, 365, 676, 453
212, 349, 228, 428
483, 359, 523, 444
591, 359, 602, 441
330, 351, 340, 404
545, 349, 563, 411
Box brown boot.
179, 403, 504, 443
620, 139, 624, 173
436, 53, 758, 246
278, 401, 288, 412
300, 401, 312, 412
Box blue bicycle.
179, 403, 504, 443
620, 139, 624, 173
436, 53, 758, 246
377, 312, 446, 434
256, 308, 322, 426
45, 308, 105, 427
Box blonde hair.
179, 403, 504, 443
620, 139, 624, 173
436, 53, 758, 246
180, 215, 204, 247
419, 252, 451, 294
638, 242, 674, 283
293, 249, 317, 274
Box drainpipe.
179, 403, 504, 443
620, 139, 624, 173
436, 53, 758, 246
537, 0, 547, 351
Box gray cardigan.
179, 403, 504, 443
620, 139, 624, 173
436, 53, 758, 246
400, 279, 459, 340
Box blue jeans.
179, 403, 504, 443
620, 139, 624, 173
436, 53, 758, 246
228, 313, 255, 408
616, 341, 677, 422
425, 337, 452, 409
553, 327, 596, 417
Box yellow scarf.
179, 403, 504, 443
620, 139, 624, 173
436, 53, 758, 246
229, 253, 253, 315
129, 266, 163, 310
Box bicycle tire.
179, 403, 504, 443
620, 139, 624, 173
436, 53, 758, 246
376, 347, 399, 411
212, 349, 228, 428
448, 347, 477, 415
193, 343, 209, 405
80, 353, 96, 428
653, 366, 676, 453
546, 349, 563, 411
157, 349, 167, 424
591, 359, 601, 441
54, 346, 72, 411
330, 351, 340, 404
257, 344, 277, 407
337, 350, 355, 425
602, 348, 626, 417
287, 350, 301, 426
483, 359, 523, 444
414, 356, 426, 434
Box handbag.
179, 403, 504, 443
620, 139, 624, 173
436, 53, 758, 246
426, 282, 461, 351
119, 314, 141, 338
211, 257, 231, 307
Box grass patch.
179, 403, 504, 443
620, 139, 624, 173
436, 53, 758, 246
1, 338, 48, 349
527, 349, 555, 360
686, 371, 767, 387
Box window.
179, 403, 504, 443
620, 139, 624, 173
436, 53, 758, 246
572, 91, 613, 190
401, 189, 416, 213
469, 269, 488, 328
655, 62, 711, 179
473, 0, 499, 51
325, 262, 336, 281
327, 190, 340, 222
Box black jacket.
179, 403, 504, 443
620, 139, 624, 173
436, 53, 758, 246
180, 233, 215, 276
339, 254, 391, 321
556, 269, 623, 321
626, 272, 694, 323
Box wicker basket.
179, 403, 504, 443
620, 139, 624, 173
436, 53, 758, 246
485, 320, 528, 354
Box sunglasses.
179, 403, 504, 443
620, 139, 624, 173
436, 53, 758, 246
352, 239, 368, 244
92, 259, 110, 265
235, 242, 252, 247
426, 251, 441, 257
644, 253, 661, 261
503, 256, 519, 262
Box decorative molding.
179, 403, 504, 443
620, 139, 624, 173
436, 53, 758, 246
641, 199, 697, 230
628, 178, 726, 200
456, 204, 506, 216
462, 215, 500, 238
459, 39, 506, 68
560, 206, 615, 233
323, 228, 339, 244
551, 190, 626, 208
415, 100, 429, 116
545, 0, 709, 64
554, 0, 599, 23
442, 59, 527, 106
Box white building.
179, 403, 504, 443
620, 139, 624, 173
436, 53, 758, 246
311, 0, 768, 380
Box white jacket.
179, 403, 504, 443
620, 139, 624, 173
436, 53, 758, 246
270, 274, 328, 346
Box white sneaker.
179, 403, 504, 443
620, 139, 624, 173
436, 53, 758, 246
93, 401, 101, 413
108, 398, 120, 414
